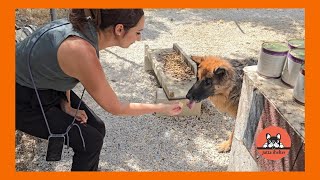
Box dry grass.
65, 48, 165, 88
15, 8, 69, 27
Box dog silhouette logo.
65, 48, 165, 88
263, 133, 284, 149
256, 126, 291, 160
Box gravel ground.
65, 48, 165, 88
15, 8, 304, 171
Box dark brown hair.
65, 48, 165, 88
69, 9, 144, 33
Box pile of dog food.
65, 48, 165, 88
161, 51, 194, 81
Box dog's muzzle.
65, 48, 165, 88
186, 93, 198, 109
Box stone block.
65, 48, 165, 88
228, 138, 260, 171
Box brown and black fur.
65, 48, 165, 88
186, 56, 257, 153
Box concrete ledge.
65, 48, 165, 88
227, 138, 260, 172
228, 65, 305, 171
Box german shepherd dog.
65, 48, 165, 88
186, 56, 256, 153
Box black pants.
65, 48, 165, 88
16, 83, 106, 171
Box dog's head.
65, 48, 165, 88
186, 56, 235, 109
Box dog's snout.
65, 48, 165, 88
186, 92, 193, 100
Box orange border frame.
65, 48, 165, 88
1, 0, 319, 179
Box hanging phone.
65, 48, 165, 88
46, 134, 65, 161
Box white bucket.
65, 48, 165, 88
257, 42, 289, 78
281, 49, 305, 87
293, 64, 305, 105
288, 39, 305, 49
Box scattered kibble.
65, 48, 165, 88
161, 51, 194, 80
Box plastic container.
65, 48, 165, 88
288, 39, 305, 49
293, 64, 305, 105
257, 42, 289, 78
281, 49, 305, 87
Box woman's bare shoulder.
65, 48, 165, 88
57, 36, 99, 78
59, 36, 96, 56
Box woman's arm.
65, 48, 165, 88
57, 37, 181, 116
60, 90, 88, 123
60, 90, 71, 111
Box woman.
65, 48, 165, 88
16, 9, 182, 171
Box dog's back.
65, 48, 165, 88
224, 57, 257, 116
228, 57, 257, 79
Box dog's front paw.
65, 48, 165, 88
217, 140, 231, 153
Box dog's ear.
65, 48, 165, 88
266, 133, 271, 140
214, 67, 226, 78
191, 56, 204, 65
276, 133, 281, 140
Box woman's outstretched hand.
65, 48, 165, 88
160, 103, 183, 116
